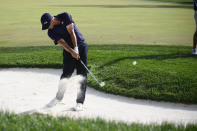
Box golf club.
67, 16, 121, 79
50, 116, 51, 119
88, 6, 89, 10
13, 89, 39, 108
79, 59, 105, 87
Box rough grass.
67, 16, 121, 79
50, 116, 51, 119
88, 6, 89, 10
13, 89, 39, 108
0, 112, 196, 131
0, 45, 196, 104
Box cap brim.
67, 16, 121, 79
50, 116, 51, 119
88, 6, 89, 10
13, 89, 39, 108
42, 23, 50, 30
42, 26, 47, 30
42, 25, 48, 30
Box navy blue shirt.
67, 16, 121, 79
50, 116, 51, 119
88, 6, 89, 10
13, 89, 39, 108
48, 12, 85, 48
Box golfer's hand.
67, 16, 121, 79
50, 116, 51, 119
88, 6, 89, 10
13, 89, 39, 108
71, 50, 80, 60
74, 46, 79, 54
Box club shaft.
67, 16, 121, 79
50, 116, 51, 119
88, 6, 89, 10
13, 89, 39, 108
80, 60, 100, 84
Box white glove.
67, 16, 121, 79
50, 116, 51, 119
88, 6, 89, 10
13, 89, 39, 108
74, 46, 79, 54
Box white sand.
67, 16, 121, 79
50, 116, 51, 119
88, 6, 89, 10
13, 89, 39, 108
0, 68, 197, 125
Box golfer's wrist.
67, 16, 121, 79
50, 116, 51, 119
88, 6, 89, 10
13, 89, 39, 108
74, 46, 79, 54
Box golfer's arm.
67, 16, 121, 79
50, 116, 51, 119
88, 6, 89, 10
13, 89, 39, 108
66, 23, 77, 48
57, 39, 74, 54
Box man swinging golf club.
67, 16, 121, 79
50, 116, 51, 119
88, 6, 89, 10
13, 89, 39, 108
40, 12, 88, 111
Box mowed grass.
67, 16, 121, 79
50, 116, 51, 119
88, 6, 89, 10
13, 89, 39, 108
0, 0, 193, 47
0, 112, 197, 131
0, 45, 197, 104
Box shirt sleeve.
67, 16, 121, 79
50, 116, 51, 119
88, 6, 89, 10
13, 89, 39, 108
54, 12, 73, 26
48, 30, 61, 45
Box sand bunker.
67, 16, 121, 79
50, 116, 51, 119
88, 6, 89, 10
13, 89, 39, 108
0, 68, 197, 125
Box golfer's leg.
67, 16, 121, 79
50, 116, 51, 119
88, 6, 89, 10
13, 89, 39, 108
76, 74, 87, 104
76, 44, 88, 104
193, 31, 197, 49
56, 51, 75, 100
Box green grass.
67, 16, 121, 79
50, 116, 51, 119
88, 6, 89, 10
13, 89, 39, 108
0, 112, 196, 131
0, 45, 197, 104
0, 0, 193, 47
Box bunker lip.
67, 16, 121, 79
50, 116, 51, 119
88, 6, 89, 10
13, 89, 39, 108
0, 68, 197, 125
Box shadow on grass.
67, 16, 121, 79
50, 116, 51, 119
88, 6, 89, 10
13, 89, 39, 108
51, 4, 192, 9
99, 53, 196, 68
88, 44, 191, 50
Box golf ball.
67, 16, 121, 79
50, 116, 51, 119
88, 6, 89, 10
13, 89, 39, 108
133, 61, 137, 65
99, 82, 105, 87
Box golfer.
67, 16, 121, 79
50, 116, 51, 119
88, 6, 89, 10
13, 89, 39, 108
193, 0, 197, 55
40, 12, 88, 111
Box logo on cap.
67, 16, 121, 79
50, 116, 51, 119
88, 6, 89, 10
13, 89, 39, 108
44, 21, 48, 25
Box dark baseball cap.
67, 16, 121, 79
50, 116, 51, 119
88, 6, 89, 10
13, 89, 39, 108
41, 13, 52, 30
